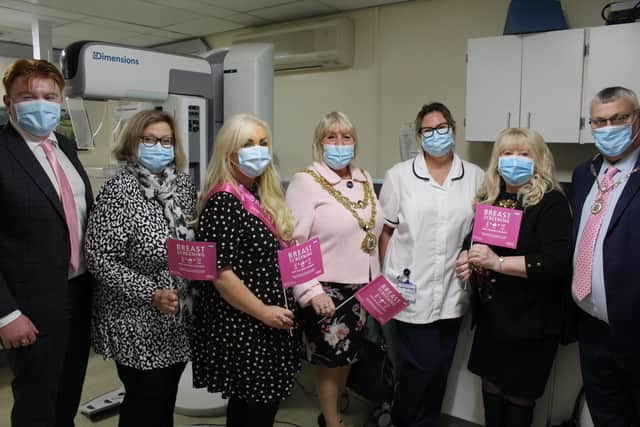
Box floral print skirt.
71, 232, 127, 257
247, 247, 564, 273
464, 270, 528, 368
299, 282, 367, 367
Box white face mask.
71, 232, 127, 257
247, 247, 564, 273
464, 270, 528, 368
238, 146, 272, 178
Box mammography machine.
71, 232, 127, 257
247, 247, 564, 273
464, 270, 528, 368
62, 40, 273, 419
61, 40, 273, 189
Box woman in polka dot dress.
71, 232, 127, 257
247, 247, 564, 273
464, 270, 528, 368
191, 114, 300, 427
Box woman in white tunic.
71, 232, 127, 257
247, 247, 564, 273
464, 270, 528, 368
378, 102, 484, 427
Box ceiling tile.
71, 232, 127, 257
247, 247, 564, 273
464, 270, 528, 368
199, 0, 296, 13
0, 7, 71, 31
0, 0, 88, 21
224, 12, 269, 26
6, 0, 203, 28
53, 22, 140, 43
141, 0, 237, 18
164, 16, 242, 36
82, 17, 156, 34
251, 0, 336, 20
318, 0, 407, 9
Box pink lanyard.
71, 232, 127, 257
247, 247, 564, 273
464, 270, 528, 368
206, 182, 287, 247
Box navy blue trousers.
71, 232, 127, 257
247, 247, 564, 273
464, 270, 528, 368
392, 318, 462, 427
579, 312, 640, 427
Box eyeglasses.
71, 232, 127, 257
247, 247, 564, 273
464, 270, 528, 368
589, 111, 638, 128
419, 123, 450, 138
140, 136, 174, 148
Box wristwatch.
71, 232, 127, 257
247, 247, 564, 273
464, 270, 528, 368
497, 256, 505, 273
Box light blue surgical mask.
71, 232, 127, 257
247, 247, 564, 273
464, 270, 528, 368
238, 145, 271, 178
421, 130, 454, 157
593, 124, 634, 158
323, 144, 354, 170
498, 155, 534, 187
137, 144, 174, 173
14, 99, 61, 137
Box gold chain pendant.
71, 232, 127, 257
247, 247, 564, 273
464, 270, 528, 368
591, 198, 603, 215
361, 231, 377, 254
304, 169, 377, 254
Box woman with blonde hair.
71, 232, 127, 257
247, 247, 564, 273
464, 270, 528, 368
455, 128, 572, 427
286, 111, 383, 427
190, 113, 299, 427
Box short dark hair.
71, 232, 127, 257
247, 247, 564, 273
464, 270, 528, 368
414, 102, 456, 137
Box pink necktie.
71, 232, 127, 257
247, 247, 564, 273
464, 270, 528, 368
572, 166, 619, 301
41, 139, 80, 271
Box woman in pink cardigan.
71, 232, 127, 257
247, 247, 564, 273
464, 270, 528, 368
285, 112, 384, 427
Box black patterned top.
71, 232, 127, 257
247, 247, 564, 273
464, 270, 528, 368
85, 168, 195, 370
191, 190, 300, 403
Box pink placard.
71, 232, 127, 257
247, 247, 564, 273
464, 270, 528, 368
471, 204, 523, 249
167, 239, 217, 281
278, 237, 324, 288
355, 275, 409, 325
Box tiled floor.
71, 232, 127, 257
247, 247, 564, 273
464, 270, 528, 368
0, 352, 372, 427
0, 352, 481, 427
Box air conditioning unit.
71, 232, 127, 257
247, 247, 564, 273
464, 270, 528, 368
232, 16, 354, 73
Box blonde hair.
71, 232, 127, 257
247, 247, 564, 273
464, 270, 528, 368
474, 128, 562, 209
312, 111, 359, 163
112, 110, 186, 171
196, 113, 294, 240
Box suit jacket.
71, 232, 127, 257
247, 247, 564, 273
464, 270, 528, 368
0, 123, 93, 332
467, 190, 573, 341
572, 154, 640, 351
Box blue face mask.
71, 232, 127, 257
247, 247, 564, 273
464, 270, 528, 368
137, 144, 175, 173
14, 99, 61, 137
323, 144, 354, 170
238, 146, 271, 178
421, 130, 454, 157
498, 155, 534, 187
593, 124, 634, 158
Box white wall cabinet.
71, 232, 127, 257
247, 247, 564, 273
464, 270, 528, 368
466, 22, 640, 144
466, 29, 584, 143
466, 35, 522, 142
580, 22, 640, 144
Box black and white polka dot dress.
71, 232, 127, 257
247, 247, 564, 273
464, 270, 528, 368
191, 190, 301, 403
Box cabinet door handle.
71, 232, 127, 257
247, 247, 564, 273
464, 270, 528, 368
506, 112, 511, 129
527, 112, 531, 128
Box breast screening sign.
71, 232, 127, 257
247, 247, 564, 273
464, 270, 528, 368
167, 239, 217, 281
278, 237, 324, 288
471, 204, 523, 249
355, 275, 409, 325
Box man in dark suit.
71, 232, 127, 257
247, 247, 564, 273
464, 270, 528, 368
0, 59, 93, 426
572, 86, 640, 426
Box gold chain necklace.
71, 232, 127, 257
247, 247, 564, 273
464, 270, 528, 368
304, 169, 377, 254
589, 159, 640, 214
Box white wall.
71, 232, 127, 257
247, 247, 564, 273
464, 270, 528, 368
206, 1, 612, 425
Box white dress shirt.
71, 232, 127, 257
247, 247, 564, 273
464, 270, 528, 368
379, 152, 484, 324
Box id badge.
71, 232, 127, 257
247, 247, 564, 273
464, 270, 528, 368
396, 268, 416, 305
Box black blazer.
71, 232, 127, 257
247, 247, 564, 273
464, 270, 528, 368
466, 190, 573, 341
572, 154, 640, 351
0, 123, 93, 332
